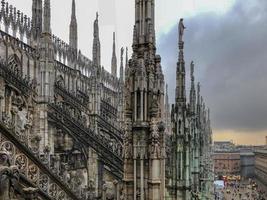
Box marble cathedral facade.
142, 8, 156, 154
0, 0, 213, 200
0, 0, 126, 199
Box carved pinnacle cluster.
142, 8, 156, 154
93, 12, 101, 66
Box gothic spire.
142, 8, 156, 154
175, 18, 186, 104
111, 32, 117, 77
32, 0, 42, 40
134, 0, 155, 45
43, 0, 51, 34
93, 12, 101, 66
190, 61, 196, 114
119, 47, 124, 82
69, 0, 77, 50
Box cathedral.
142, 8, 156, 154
0, 0, 213, 200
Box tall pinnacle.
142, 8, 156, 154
119, 47, 124, 82
32, 0, 42, 40
176, 18, 186, 104
165, 84, 170, 111
190, 61, 196, 114
93, 12, 101, 66
43, 0, 51, 34
69, 0, 78, 50
111, 32, 117, 77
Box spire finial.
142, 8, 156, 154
71, 0, 76, 18
111, 32, 117, 77
69, 0, 77, 50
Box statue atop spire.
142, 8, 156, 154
176, 19, 186, 103
111, 32, 117, 77
179, 18, 186, 42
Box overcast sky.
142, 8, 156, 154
7, 0, 267, 145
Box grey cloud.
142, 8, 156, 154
157, 0, 267, 132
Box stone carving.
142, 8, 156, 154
150, 118, 161, 159
39, 174, 49, 192
23, 187, 39, 200
123, 118, 132, 159
15, 154, 27, 175
7, 54, 22, 77
0, 149, 21, 199
49, 183, 57, 198
28, 164, 38, 183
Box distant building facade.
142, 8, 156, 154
214, 141, 235, 152
254, 150, 267, 192
213, 152, 240, 175
240, 152, 255, 178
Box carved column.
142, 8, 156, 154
140, 154, 144, 200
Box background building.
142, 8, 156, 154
214, 141, 235, 152
213, 152, 240, 176
240, 152, 255, 178
254, 150, 267, 193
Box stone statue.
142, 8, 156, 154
0, 149, 20, 199
0, 150, 11, 199
179, 18, 186, 42
191, 61, 194, 76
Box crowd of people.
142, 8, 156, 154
215, 179, 266, 200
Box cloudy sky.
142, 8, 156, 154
8, 0, 267, 145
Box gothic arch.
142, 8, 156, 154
7, 53, 22, 77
